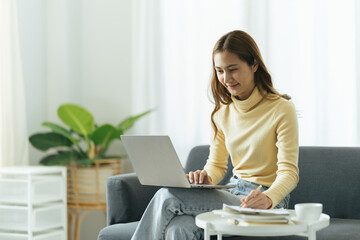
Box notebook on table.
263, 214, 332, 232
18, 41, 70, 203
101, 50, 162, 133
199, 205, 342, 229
213, 204, 291, 223
120, 135, 234, 189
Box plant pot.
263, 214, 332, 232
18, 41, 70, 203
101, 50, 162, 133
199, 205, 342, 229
67, 158, 121, 206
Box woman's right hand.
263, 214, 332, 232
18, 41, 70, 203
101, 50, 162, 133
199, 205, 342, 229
186, 169, 213, 185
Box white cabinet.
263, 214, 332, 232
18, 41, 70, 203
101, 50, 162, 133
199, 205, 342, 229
0, 167, 66, 240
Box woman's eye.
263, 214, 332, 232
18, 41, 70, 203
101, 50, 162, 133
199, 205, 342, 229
229, 68, 238, 72
216, 70, 224, 74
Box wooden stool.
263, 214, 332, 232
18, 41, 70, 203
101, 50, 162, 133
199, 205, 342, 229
67, 159, 121, 240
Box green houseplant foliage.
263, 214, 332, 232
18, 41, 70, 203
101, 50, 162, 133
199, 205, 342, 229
29, 104, 151, 167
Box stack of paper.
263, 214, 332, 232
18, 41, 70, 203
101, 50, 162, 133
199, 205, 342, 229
215, 204, 291, 223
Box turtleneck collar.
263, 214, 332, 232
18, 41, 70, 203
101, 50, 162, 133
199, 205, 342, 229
231, 87, 264, 112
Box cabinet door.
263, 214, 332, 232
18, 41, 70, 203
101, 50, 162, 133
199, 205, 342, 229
33, 204, 65, 232
0, 207, 28, 231
0, 230, 65, 240
34, 230, 65, 240
0, 177, 63, 204
0, 204, 64, 232
0, 233, 27, 240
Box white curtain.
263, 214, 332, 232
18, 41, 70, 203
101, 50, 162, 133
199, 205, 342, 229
266, 0, 360, 146
133, 0, 360, 164
0, 0, 29, 167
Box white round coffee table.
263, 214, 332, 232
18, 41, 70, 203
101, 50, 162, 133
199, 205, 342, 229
195, 210, 330, 240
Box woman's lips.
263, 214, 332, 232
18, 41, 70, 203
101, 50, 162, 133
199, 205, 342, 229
227, 83, 239, 89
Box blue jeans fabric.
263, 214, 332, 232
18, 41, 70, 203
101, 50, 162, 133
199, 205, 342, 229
131, 177, 290, 240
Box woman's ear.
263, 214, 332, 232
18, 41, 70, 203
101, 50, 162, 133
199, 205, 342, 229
252, 59, 259, 72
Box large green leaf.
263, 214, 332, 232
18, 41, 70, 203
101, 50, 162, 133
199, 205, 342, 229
40, 151, 77, 166
112, 128, 124, 139
91, 124, 121, 157
57, 104, 95, 135
42, 122, 80, 143
118, 110, 152, 132
29, 132, 73, 151
91, 124, 116, 146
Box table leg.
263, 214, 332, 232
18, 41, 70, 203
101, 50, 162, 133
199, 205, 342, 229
308, 227, 316, 240
217, 233, 222, 240
204, 223, 210, 240
308, 226, 316, 240
68, 209, 73, 240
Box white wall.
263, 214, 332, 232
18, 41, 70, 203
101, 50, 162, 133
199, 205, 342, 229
17, 0, 133, 239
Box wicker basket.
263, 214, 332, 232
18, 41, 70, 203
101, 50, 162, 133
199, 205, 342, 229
67, 158, 121, 240
67, 158, 121, 208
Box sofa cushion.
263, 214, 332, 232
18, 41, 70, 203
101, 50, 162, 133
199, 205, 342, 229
98, 222, 138, 240
316, 218, 360, 240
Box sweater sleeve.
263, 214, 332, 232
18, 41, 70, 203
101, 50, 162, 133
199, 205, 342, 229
203, 117, 229, 184
263, 101, 299, 208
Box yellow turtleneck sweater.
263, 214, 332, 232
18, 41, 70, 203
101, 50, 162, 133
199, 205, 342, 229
204, 87, 299, 208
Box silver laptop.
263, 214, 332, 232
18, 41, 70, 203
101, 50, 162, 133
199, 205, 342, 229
121, 135, 234, 189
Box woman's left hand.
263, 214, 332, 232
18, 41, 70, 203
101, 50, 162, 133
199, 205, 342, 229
241, 189, 273, 209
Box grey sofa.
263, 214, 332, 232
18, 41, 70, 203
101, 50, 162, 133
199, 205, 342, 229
98, 146, 360, 240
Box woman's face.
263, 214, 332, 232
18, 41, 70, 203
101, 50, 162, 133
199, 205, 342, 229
214, 51, 258, 100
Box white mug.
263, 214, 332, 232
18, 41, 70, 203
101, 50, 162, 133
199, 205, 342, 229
295, 203, 323, 223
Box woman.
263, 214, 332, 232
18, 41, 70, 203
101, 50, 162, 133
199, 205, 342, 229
131, 30, 299, 240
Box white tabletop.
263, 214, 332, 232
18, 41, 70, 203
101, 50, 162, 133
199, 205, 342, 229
0, 166, 66, 175
196, 210, 330, 239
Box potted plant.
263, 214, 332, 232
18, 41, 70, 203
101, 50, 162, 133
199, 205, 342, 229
29, 103, 151, 205
29, 103, 151, 167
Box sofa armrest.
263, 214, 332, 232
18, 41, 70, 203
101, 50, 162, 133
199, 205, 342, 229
106, 173, 160, 225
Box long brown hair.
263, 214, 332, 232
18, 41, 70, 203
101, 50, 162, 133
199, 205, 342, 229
210, 30, 290, 137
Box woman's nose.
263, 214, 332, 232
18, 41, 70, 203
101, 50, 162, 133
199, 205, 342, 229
224, 72, 231, 83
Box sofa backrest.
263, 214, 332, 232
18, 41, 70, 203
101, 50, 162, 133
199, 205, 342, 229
290, 146, 360, 219
185, 145, 360, 219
